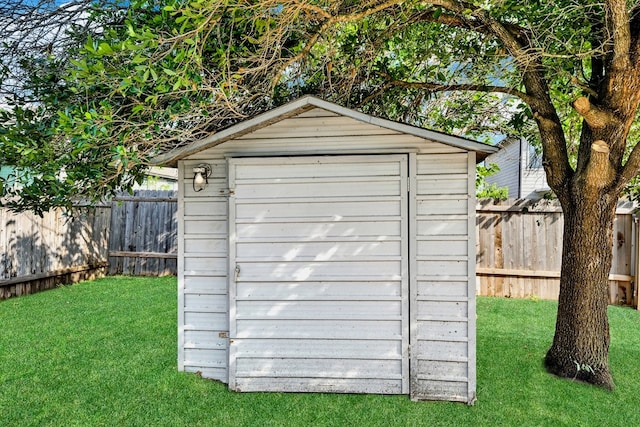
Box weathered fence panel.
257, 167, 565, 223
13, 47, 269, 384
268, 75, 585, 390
0, 207, 110, 299
108, 190, 178, 276
477, 199, 636, 306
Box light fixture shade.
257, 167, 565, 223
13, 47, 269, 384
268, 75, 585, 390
192, 164, 212, 192
194, 171, 206, 185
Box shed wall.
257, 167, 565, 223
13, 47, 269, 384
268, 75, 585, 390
183, 108, 467, 158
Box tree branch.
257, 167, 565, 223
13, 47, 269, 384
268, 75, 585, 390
428, 0, 529, 54
618, 138, 640, 188
605, 0, 631, 72
291, 0, 332, 19
440, 0, 571, 192
412, 7, 530, 46
585, 140, 616, 190
570, 76, 599, 98
367, 0, 572, 193
377, 71, 534, 104
269, 0, 404, 89
332, 0, 404, 23
630, 3, 640, 63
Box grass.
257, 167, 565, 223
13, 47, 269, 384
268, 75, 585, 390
1, 277, 640, 426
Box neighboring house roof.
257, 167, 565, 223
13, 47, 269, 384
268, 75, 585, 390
153, 95, 498, 167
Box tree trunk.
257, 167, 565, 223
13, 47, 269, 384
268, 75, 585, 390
544, 193, 616, 389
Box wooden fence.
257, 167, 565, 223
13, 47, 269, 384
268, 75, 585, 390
0, 206, 110, 299
107, 190, 178, 276
0, 190, 177, 300
476, 199, 638, 306
3, 193, 638, 305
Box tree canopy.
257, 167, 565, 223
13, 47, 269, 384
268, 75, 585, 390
1, 1, 634, 210
3, 0, 640, 389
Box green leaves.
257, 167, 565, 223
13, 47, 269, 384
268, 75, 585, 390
476, 163, 508, 199
2, 0, 614, 213
0, 0, 276, 213
97, 42, 114, 56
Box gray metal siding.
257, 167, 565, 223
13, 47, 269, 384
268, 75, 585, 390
484, 140, 521, 197
485, 139, 549, 199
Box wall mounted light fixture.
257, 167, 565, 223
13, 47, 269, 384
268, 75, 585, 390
192, 164, 212, 192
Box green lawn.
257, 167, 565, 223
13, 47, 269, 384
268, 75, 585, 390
1, 276, 640, 426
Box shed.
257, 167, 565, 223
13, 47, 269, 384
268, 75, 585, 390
154, 96, 497, 403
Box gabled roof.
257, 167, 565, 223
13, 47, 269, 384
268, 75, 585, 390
152, 95, 498, 166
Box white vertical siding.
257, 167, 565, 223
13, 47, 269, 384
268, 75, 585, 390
520, 142, 549, 197
178, 159, 229, 382
228, 155, 409, 394
518, 165, 549, 199
520, 169, 549, 198
411, 152, 475, 403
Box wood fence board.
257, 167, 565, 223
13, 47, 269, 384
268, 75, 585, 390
612, 215, 632, 276
2, 189, 176, 299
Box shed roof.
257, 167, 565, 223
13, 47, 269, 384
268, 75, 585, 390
153, 95, 498, 166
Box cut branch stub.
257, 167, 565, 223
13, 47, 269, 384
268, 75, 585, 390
572, 97, 614, 130
533, 111, 557, 130
591, 139, 610, 154
585, 140, 616, 189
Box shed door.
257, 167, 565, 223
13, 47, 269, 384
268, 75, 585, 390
228, 155, 409, 394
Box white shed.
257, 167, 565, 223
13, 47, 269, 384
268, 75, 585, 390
154, 96, 497, 403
